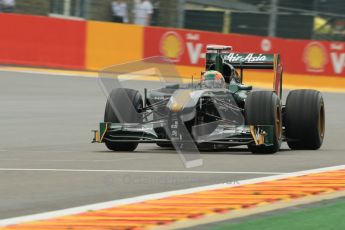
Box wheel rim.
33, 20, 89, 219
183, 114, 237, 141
275, 105, 282, 139
319, 103, 325, 138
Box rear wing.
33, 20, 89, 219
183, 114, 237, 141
223, 53, 275, 69
205, 45, 283, 98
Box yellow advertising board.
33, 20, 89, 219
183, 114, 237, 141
86, 21, 143, 70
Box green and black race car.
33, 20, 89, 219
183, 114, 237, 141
93, 45, 325, 154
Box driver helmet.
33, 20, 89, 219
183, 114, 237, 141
201, 71, 225, 88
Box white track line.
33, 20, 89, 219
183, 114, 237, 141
0, 168, 284, 175
0, 68, 168, 82
0, 68, 94, 77
0, 164, 345, 227
0, 156, 151, 162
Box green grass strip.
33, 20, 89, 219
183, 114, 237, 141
212, 198, 345, 230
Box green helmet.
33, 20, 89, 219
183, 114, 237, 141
202, 71, 225, 88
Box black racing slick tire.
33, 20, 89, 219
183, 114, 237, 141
104, 88, 143, 151
285, 90, 325, 150
245, 91, 282, 154
156, 143, 173, 148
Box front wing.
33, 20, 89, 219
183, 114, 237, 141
93, 121, 275, 147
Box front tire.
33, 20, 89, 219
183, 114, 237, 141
156, 143, 173, 148
245, 91, 282, 154
104, 88, 143, 151
285, 90, 325, 150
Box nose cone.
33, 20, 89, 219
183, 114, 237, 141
170, 101, 183, 112
167, 90, 193, 112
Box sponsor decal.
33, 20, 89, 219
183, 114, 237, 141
185, 33, 204, 65
330, 43, 345, 74
330, 52, 345, 74
303, 42, 328, 72
330, 43, 344, 51
261, 38, 272, 52
224, 53, 267, 63
156, 30, 208, 65
160, 31, 184, 62
159, 31, 205, 64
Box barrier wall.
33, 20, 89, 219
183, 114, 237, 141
0, 14, 344, 78
0, 14, 86, 69
144, 26, 345, 77
86, 21, 143, 70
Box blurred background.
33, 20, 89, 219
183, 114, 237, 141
0, 0, 344, 78
2, 0, 345, 41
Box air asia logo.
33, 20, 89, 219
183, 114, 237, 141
225, 53, 267, 62
303, 42, 328, 72
160, 31, 184, 62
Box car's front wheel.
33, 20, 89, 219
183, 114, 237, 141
104, 88, 143, 151
156, 143, 173, 148
245, 91, 282, 154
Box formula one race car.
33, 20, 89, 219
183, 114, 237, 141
93, 45, 325, 154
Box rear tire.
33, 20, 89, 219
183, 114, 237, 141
285, 90, 325, 150
104, 88, 143, 151
245, 91, 282, 154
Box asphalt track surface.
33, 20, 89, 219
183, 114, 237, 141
0, 70, 344, 220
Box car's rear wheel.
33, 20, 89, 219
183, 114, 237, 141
285, 90, 325, 150
104, 88, 143, 151
245, 91, 282, 154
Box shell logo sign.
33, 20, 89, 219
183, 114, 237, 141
160, 31, 184, 62
144, 26, 345, 76
159, 31, 205, 65
145, 27, 224, 66
303, 42, 328, 72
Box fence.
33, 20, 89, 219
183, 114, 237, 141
2, 0, 344, 41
